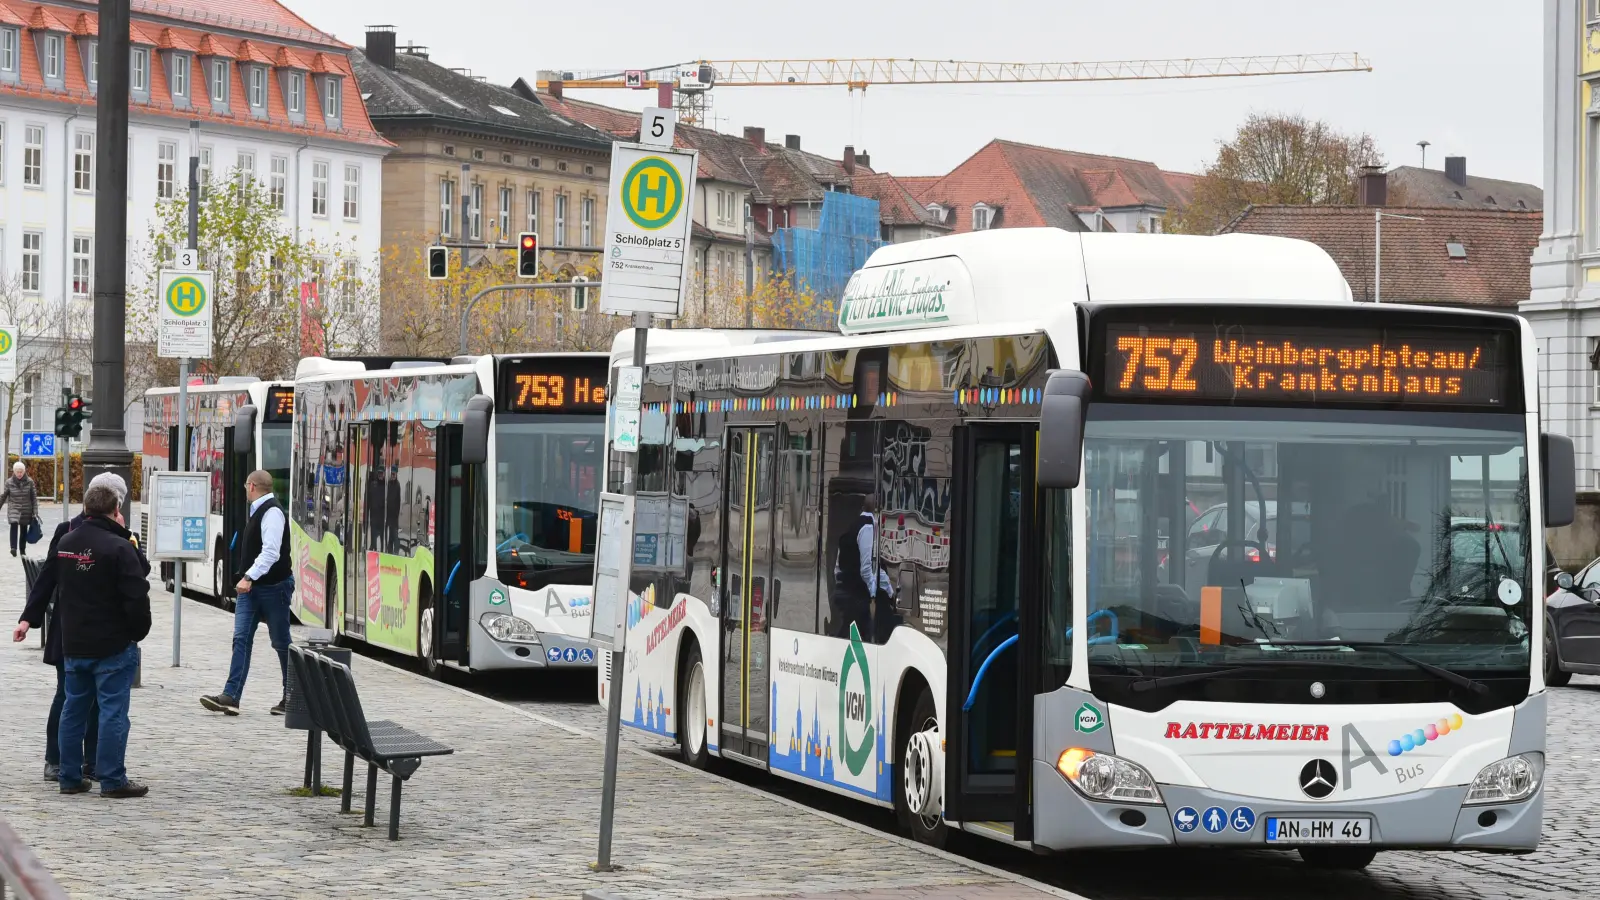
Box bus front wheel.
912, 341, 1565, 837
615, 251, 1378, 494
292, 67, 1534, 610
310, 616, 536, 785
214, 552, 235, 611
895, 689, 949, 849
418, 582, 441, 679
677, 643, 709, 769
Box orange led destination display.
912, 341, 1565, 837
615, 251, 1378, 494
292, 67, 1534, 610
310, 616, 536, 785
1103, 325, 1510, 407
499, 357, 608, 414
264, 387, 295, 422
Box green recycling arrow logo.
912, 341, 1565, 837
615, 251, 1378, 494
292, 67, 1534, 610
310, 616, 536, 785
838, 622, 876, 777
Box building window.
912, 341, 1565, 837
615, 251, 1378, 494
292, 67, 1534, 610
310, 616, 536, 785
270, 155, 287, 211
86, 41, 97, 86
498, 186, 511, 237
287, 72, 303, 113
43, 35, 60, 80
21, 374, 37, 432
311, 160, 329, 217
21, 231, 41, 293
72, 132, 92, 192
23, 125, 42, 187
131, 47, 147, 91
0, 124, 6, 186
156, 140, 175, 198
343, 164, 360, 220
470, 183, 484, 240
526, 189, 539, 234
236, 150, 255, 199
554, 193, 567, 246
340, 258, 360, 301
323, 76, 341, 118
170, 53, 188, 98
210, 59, 228, 103
582, 197, 594, 246
0, 28, 15, 73
440, 177, 454, 236
198, 144, 212, 193
249, 66, 266, 108
972, 203, 991, 231
71, 235, 91, 298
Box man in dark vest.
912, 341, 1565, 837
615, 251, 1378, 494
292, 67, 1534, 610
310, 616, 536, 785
830, 495, 892, 639
201, 469, 295, 716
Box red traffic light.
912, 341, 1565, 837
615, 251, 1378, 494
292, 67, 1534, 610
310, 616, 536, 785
68, 397, 84, 411
521, 235, 537, 250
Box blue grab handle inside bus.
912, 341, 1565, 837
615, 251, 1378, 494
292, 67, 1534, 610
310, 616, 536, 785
970, 611, 1019, 663
229, 532, 238, 550
963, 634, 1019, 712
444, 561, 461, 595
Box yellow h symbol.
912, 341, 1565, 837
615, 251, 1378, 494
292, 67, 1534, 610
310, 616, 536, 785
636, 172, 669, 214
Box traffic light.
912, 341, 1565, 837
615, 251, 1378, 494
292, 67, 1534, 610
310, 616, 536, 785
53, 406, 70, 439
427, 246, 449, 281
65, 394, 89, 439
571, 275, 589, 311
517, 232, 539, 279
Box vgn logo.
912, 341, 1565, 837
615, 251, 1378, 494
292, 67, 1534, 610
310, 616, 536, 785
165, 275, 208, 317
838, 623, 875, 777
621, 156, 685, 231
1075, 702, 1105, 734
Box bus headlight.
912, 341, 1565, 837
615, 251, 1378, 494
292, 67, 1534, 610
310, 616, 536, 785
480, 613, 540, 644
1056, 748, 1162, 804
1464, 753, 1542, 804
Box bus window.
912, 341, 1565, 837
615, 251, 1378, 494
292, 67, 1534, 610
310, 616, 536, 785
494, 416, 604, 590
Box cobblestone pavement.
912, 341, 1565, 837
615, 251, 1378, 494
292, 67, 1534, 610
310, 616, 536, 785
491, 663, 1600, 900
0, 569, 1074, 900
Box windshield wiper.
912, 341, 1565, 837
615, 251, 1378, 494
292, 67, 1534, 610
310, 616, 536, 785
1130, 666, 1255, 693
1259, 640, 1490, 695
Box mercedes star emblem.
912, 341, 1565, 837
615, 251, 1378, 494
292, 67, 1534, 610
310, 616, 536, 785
1309, 681, 1326, 699
1299, 759, 1337, 799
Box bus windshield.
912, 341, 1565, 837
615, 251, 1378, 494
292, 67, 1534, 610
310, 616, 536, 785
261, 424, 292, 501
493, 417, 604, 589
1081, 407, 1531, 709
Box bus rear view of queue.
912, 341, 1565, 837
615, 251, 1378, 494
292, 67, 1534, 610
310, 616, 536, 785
598, 227, 1573, 870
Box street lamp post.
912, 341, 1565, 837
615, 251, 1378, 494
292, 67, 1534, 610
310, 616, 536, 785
1374, 210, 1424, 304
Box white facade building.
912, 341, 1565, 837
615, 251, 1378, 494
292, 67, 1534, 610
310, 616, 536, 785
0, 1, 390, 458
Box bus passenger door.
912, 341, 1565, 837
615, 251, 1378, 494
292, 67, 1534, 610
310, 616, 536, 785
220, 419, 249, 603
720, 427, 777, 764
435, 424, 472, 666
344, 424, 369, 640
945, 423, 1038, 833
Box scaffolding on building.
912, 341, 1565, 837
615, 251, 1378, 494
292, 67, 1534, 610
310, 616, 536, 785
773, 191, 884, 326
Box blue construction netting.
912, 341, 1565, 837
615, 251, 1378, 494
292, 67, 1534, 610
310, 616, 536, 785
773, 190, 884, 325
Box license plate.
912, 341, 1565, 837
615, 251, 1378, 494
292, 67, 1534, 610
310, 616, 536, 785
1265, 817, 1371, 844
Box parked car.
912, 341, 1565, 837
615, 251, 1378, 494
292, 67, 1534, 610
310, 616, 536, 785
1545, 557, 1600, 686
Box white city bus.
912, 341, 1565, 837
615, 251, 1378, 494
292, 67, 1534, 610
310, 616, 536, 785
140, 378, 293, 607
596, 228, 1574, 869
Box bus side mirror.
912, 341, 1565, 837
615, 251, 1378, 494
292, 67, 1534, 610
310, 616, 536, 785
232, 405, 258, 457
1038, 370, 1091, 490
462, 395, 493, 466
1542, 432, 1576, 528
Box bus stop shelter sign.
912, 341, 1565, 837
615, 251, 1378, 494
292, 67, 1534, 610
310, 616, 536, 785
599, 142, 699, 319
158, 268, 214, 359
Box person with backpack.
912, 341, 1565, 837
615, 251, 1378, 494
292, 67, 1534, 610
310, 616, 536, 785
0, 460, 40, 557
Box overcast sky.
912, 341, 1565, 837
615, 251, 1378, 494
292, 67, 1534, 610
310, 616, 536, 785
292, 0, 1543, 184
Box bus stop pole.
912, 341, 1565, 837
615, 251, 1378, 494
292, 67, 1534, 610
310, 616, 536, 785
595, 310, 651, 872
171, 138, 198, 668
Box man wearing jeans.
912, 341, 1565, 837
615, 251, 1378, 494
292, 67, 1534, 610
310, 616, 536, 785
55, 481, 151, 798
202, 470, 295, 716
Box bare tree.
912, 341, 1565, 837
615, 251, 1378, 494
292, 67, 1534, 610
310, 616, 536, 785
0, 274, 66, 461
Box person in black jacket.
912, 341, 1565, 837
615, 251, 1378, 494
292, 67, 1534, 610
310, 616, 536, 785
12, 474, 146, 782
53, 481, 152, 798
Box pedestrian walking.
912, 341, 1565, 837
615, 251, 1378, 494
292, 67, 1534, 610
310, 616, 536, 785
201, 469, 295, 716
12, 474, 144, 783
0, 460, 40, 557
53, 479, 151, 798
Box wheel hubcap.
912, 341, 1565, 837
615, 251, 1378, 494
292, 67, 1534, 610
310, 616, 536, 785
420, 608, 435, 661
902, 717, 942, 822
687, 662, 706, 755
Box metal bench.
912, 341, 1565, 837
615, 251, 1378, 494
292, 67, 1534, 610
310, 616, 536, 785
286, 645, 453, 840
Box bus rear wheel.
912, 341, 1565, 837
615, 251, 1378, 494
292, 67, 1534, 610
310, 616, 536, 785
419, 588, 441, 679
677, 643, 709, 769
895, 689, 948, 849
214, 553, 235, 611
1298, 847, 1378, 870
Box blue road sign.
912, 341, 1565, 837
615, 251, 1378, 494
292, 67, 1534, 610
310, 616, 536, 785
21, 432, 55, 458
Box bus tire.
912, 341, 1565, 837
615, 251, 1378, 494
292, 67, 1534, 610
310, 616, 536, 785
418, 580, 441, 679
895, 688, 948, 849
1298, 847, 1378, 870
214, 550, 235, 611
677, 642, 710, 769
325, 565, 342, 645
1545, 624, 1572, 687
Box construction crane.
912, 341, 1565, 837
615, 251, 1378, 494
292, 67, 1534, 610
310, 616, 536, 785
535, 54, 1372, 126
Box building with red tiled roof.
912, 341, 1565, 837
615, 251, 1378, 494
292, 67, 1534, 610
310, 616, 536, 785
1222, 202, 1539, 308
0, 0, 393, 453
911, 139, 1196, 236
850, 173, 950, 243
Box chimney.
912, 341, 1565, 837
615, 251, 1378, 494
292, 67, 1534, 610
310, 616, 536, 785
785, 134, 801, 151
1445, 156, 1467, 186
744, 126, 766, 147
855, 150, 870, 170
843, 145, 855, 175
1358, 165, 1387, 207
549, 79, 563, 100
657, 81, 672, 109
365, 25, 397, 69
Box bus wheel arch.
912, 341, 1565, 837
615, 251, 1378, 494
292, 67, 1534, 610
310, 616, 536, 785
676, 636, 710, 769
893, 669, 948, 848
418, 576, 440, 678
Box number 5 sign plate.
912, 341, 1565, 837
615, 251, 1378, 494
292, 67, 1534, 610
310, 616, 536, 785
599, 142, 698, 319
157, 268, 214, 359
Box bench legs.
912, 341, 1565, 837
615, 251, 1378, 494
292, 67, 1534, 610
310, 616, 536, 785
363, 764, 377, 827
388, 776, 403, 841
341, 752, 355, 814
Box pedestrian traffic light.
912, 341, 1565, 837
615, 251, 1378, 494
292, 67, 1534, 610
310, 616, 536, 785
427, 246, 449, 281
517, 232, 539, 279
571, 275, 589, 311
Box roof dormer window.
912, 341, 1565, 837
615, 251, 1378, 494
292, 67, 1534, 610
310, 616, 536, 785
0, 27, 17, 75
972, 203, 992, 231
85, 41, 97, 87
131, 46, 148, 92
322, 75, 341, 121
170, 53, 189, 99
926, 202, 945, 220
210, 58, 228, 103
42, 34, 60, 80
287, 71, 303, 113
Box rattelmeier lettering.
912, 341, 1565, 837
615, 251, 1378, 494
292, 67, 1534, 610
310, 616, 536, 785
1164, 722, 1332, 741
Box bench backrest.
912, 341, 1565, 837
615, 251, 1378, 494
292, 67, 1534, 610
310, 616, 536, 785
287, 646, 337, 742
316, 654, 377, 759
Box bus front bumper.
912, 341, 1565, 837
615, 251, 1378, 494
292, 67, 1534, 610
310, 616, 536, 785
1030, 761, 1542, 852
468, 621, 597, 671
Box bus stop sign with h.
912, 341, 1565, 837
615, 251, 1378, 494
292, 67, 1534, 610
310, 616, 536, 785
157, 246, 212, 669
